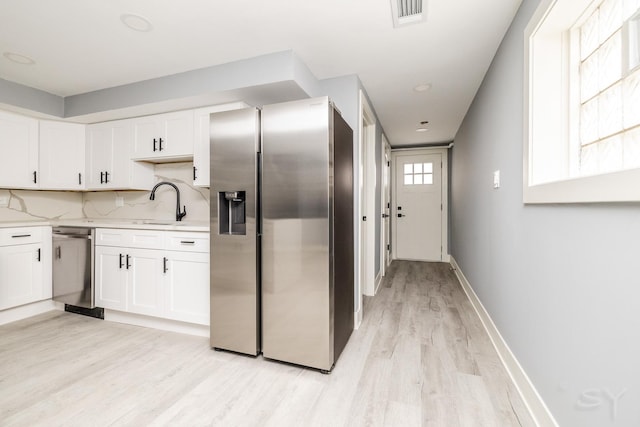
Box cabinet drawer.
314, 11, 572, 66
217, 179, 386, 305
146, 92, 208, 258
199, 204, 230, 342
0, 226, 44, 246
165, 232, 209, 253
95, 228, 164, 249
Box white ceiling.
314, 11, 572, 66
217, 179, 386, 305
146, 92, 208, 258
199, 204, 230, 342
0, 0, 522, 146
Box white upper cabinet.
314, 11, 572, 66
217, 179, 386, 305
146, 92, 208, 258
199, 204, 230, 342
193, 103, 247, 187
39, 120, 86, 190
0, 110, 39, 189
86, 120, 154, 190
132, 110, 194, 162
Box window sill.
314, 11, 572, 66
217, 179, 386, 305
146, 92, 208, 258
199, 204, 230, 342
524, 168, 640, 203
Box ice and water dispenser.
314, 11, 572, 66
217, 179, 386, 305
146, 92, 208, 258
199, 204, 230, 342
219, 191, 246, 235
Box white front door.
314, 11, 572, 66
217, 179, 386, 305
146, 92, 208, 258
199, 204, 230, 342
394, 152, 443, 261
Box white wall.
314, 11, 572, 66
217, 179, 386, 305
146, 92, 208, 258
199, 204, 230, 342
451, 1, 640, 426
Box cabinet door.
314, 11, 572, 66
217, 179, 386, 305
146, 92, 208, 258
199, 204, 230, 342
39, 121, 86, 190
164, 251, 209, 325
108, 121, 136, 189
159, 110, 193, 158
132, 116, 158, 159
0, 243, 44, 310
0, 111, 39, 189
94, 246, 127, 311
193, 108, 212, 187
132, 111, 193, 161
85, 123, 114, 189
128, 248, 164, 317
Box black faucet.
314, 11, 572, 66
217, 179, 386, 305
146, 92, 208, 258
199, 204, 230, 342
149, 182, 187, 221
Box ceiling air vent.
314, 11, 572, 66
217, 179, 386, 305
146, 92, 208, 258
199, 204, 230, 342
391, 0, 427, 28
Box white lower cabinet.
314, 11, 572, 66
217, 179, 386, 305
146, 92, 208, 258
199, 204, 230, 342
129, 249, 164, 318
0, 226, 51, 311
164, 251, 209, 325
94, 228, 209, 325
95, 246, 127, 311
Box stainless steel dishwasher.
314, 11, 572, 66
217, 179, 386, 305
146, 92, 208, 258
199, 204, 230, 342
52, 226, 103, 318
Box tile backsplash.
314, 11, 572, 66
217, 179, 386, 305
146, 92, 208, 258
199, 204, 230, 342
0, 162, 209, 223
82, 162, 210, 222
0, 189, 83, 222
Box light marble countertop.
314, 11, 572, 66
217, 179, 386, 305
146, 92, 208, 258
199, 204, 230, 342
0, 218, 210, 232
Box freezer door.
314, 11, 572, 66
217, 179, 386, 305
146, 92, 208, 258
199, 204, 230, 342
261, 97, 333, 371
210, 107, 260, 355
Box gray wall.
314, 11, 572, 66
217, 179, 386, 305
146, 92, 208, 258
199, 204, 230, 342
451, 1, 640, 426
0, 78, 64, 117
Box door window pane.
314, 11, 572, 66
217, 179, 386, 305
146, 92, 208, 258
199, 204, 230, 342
404, 174, 413, 185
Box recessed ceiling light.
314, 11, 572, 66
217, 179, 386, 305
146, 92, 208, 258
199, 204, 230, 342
120, 13, 153, 32
414, 83, 432, 92
3, 52, 35, 65
416, 128, 429, 132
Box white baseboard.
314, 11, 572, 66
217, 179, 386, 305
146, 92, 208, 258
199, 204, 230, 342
449, 256, 558, 427
104, 310, 209, 338
0, 299, 57, 326
374, 271, 382, 295
354, 306, 363, 330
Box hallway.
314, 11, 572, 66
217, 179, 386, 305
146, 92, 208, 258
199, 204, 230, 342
0, 261, 534, 426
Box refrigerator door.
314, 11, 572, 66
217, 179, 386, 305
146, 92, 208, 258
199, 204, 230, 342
261, 97, 333, 371
210, 107, 260, 355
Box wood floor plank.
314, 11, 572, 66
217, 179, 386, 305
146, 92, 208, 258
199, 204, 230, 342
0, 261, 536, 426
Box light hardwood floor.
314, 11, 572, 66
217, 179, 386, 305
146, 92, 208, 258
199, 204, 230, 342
0, 261, 535, 427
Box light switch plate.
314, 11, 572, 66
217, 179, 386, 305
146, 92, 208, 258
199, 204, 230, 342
493, 170, 500, 189
115, 196, 124, 207
0, 196, 8, 207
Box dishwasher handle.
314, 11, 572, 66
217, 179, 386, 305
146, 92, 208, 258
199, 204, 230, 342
53, 234, 92, 240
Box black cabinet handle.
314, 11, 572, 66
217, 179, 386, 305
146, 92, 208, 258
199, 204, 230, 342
153, 138, 157, 152
100, 171, 104, 184
33, 171, 37, 184
362, 216, 367, 221
193, 166, 197, 180
163, 257, 168, 273
104, 171, 110, 184
397, 213, 405, 218
119, 253, 124, 269
56, 246, 61, 259
11, 234, 31, 238
126, 254, 131, 269
36, 248, 41, 262
180, 240, 195, 245
158, 138, 163, 151
78, 173, 82, 185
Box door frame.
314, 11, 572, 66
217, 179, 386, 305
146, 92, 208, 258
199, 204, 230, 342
356, 90, 377, 328
380, 136, 391, 277
391, 147, 449, 262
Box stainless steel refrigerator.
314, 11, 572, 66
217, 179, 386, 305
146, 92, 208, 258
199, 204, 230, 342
210, 97, 354, 372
